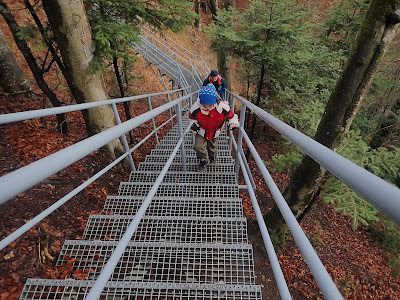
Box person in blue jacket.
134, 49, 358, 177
202, 69, 226, 100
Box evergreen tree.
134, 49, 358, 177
84, 0, 196, 72
207, 0, 343, 134
267, 0, 400, 235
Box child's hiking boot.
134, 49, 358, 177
197, 159, 207, 172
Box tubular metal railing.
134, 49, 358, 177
140, 25, 209, 79
138, 25, 209, 90
226, 90, 400, 299
2, 24, 399, 300
0, 89, 195, 252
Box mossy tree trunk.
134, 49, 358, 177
0, 28, 30, 94
42, 0, 125, 159
266, 0, 400, 232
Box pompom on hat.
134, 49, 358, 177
199, 85, 218, 105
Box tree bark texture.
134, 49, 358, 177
194, 0, 201, 30
266, 0, 400, 229
245, 63, 265, 159
207, 0, 218, 20
0, 0, 67, 134
216, 0, 234, 92
0, 28, 30, 93
42, 0, 124, 159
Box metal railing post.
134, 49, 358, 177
230, 131, 292, 300
228, 94, 234, 152
147, 96, 160, 144
240, 128, 343, 299
111, 103, 136, 171
235, 103, 247, 180
85, 127, 190, 300
176, 103, 187, 172
166, 89, 174, 129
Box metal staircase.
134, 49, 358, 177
19, 115, 263, 299
2, 19, 399, 300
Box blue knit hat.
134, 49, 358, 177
199, 85, 218, 105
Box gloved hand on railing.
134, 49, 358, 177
228, 123, 238, 130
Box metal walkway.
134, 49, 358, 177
19, 115, 263, 299
1, 19, 397, 300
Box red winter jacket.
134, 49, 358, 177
189, 100, 239, 140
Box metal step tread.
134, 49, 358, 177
103, 196, 244, 217
118, 182, 239, 198
56, 240, 256, 284
83, 215, 248, 243
21, 279, 262, 299
159, 139, 229, 145
150, 149, 233, 157
128, 171, 237, 184
155, 144, 230, 150
145, 155, 234, 164
137, 162, 235, 173
161, 135, 229, 141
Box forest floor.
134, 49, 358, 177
1, 91, 400, 300
1, 0, 400, 298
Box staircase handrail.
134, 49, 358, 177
86, 124, 191, 300
0, 115, 176, 252
0, 92, 196, 251
136, 36, 197, 90
139, 25, 209, 79
227, 90, 398, 299
227, 90, 400, 226
231, 128, 342, 300
0, 88, 186, 125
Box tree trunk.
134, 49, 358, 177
216, 0, 234, 91
246, 63, 265, 159
207, 0, 218, 20
194, 0, 201, 30
217, 51, 231, 89
23, 0, 67, 77
42, 0, 125, 159
266, 0, 400, 231
113, 56, 134, 144
0, 28, 30, 94
0, 0, 67, 134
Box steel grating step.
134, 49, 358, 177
83, 215, 248, 244
137, 162, 235, 173
56, 241, 256, 285
162, 133, 229, 140
155, 144, 231, 151
128, 171, 237, 185
150, 148, 233, 157
21, 279, 262, 299
158, 139, 230, 146
118, 182, 239, 198
145, 155, 234, 164
103, 196, 244, 217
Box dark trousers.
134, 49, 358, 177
194, 134, 217, 161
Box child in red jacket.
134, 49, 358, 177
189, 85, 238, 172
